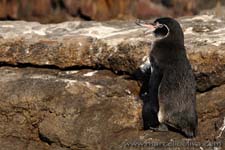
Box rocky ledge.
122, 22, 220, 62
0, 14, 225, 150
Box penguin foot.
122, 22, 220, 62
150, 124, 168, 132
182, 128, 196, 138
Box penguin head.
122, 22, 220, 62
136, 17, 184, 44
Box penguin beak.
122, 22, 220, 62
135, 20, 157, 32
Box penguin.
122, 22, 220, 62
136, 17, 198, 138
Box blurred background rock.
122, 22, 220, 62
0, 0, 224, 23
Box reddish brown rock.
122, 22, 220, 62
0, 0, 202, 23
0, 0, 18, 19
31, 0, 52, 17
136, 0, 172, 19
63, 0, 80, 16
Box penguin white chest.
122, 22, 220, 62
158, 106, 164, 123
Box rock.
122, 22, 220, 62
0, 67, 224, 149
136, 0, 172, 19
0, 67, 141, 150
0, 0, 18, 20
0, 15, 225, 91
197, 84, 225, 139
63, 0, 80, 16
31, 0, 52, 17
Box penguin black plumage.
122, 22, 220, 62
136, 17, 198, 138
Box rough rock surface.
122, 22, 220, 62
0, 67, 141, 150
0, 14, 225, 150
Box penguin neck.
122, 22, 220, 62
154, 39, 184, 50
156, 33, 184, 46
151, 39, 186, 64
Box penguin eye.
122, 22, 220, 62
155, 22, 164, 29
158, 24, 164, 28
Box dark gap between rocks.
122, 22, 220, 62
197, 84, 225, 93
0, 62, 130, 75
77, 9, 92, 21
38, 132, 54, 145
0, 62, 221, 93
38, 133, 74, 149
